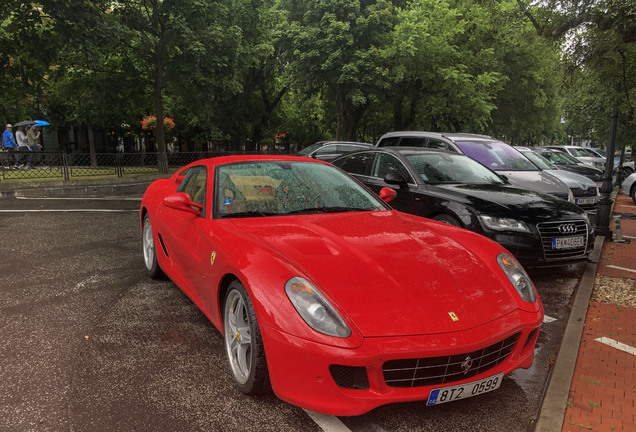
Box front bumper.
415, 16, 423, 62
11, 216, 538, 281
486, 225, 594, 269
261, 309, 542, 415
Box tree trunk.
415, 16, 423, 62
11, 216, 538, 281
336, 101, 344, 140
87, 119, 97, 167
153, 55, 168, 173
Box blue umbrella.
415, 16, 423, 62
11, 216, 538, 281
34, 120, 50, 126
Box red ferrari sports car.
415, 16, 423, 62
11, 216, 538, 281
140, 155, 543, 416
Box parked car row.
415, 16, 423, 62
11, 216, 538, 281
332, 146, 594, 269
138, 136, 626, 415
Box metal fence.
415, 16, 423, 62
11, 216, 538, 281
0, 150, 289, 181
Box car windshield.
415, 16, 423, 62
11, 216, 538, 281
569, 147, 596, 157
522, 151, 558, 170
455, 141, 538, 171
405, 153, 504, 184
590, 148, 606, 157
297, 142, 325, 156
539, 151, 580, 165
215, 160, 387, 218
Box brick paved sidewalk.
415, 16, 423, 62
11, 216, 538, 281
561, 193, 636, 432
561, 302, 636, 431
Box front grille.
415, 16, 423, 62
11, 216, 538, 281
537, 220, 589, 260
382, 333, 519, 388
569, 186, 598, 197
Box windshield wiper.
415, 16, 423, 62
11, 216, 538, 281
221, 211, 278, 218
283, 206, 371, 215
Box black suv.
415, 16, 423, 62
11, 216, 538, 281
297, 141, 373, 162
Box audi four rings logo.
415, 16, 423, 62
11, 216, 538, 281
558, 224, 577, 234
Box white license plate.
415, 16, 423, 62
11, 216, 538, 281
426, 372, 503, 406
552, 236, 585, 249
575, 198, 596, 205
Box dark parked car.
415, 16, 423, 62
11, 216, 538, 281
332, 147, 595, 268
515, 147, 599, 211
532, 148, 604, 184
297, 141, 373, 162
377, 132, 573, 202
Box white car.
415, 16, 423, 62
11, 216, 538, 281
544, 145, 607, 170
620, 172, 636, 204
586, 147, 635, 178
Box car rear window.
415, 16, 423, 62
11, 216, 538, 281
455, 141, 538, 171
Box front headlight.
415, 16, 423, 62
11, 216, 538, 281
479, 215, 530, 233
567, 189, 576, 204
497, 253, 536, 303
285, 277, 351, 337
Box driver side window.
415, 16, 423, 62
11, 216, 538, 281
177, 166, 207, 212
372, 154, 412, 182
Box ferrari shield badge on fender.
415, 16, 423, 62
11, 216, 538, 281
210, 251, 216, 267
448, 312, 459, 322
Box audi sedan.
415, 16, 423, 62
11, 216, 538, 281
140, 155, 543, 415
332, 147, 595, 268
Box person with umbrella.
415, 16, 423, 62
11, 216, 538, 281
27, 124, 42, 167
2, 124, 19, 169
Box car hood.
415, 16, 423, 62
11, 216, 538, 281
493, 170, 569, 196
543, 169, 598, 191
231, 211, 520, 337
555, 163, 603, 179
432, 184, 586, 222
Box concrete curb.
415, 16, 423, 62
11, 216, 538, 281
0, 175, 166, 198
533, 234, 604, 432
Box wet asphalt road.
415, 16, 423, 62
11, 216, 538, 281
0, 192, 587, 432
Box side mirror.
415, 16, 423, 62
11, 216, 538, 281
384, 172, 408, 186
163, 192, 203, 216
379, 187, 397, 203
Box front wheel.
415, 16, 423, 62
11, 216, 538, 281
142, 214, 164, 279
433, 213, 461, 227
223, 281, 270, 395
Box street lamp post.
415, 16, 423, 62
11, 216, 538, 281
594, 81, 621, 239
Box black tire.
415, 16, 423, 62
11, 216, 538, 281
142, 214, 164, 279
223, 281, 270, 395
433, 213, 461, 227
623, 166, 634, 178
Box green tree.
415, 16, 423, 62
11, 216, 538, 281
281, 0, 397, 140
517, 0, 636, 150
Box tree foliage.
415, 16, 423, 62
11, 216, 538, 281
0, 0, 600, 150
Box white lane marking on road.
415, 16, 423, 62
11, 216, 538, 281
16, 196, 141, 201
72, 275, 100, 293
606, 265, 636, 274
594, 337, 636, 356
0, 209, 137, 213
543, 315, 557, 323
304, 410, 352, 432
